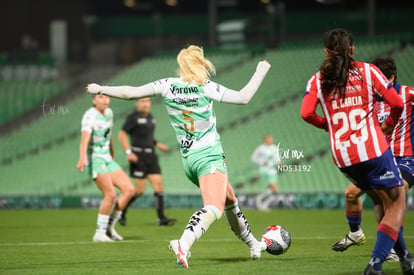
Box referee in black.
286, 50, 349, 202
118, 97, 176, 226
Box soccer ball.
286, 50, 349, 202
261, 225, 291, 255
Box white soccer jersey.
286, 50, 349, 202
251, 144, 281, 174
151, 78, 228, 156
81, 107, 113, 164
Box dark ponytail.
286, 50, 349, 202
320, 29, 359, 97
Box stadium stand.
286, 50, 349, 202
0, 81, 68, 125
393, 44, 414, 85
1, 36, 413, 196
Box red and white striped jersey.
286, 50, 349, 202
375, 83, 414, 157
303, 61, 402, 168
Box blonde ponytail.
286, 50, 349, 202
176, 45, 216, 85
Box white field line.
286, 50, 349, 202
0, 235, 413, 247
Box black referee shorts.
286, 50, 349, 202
129, 152, 161, 179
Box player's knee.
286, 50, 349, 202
105, 190, 117, 203
152, 184, 164, 193
344, 188, 358, 203
125, 185, 135, 198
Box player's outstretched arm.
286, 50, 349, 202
221, 61, 271, 105
87, 83, 155, 100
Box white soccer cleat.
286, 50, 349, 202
169, 240, 191, 268
332, 231, 365, 252
385, 248, 399, 262
250, 239, 267, 260
93, 232, 114, 242
107, 228, 123, 241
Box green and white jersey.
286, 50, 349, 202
251, 144, 281, 174
81, 107, 113, 164
151, 78, 228, 156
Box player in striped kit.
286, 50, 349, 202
77, 94, 135, 242
331, 57, 414, 270
86, 45, 271, 268
301, 29, 412, 274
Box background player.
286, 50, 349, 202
300, 28, 412, 274
251, 134, 282, 211
76, 94, 135, 242
331, 56, 414, 268
86, 45, 271, 268
118, 97, 176, 226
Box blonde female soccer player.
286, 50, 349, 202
77, 94, 135, 242
86, 45, 271, 268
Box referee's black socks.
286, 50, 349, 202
154, 192, 165, 218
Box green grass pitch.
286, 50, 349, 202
0, 208, 412, 274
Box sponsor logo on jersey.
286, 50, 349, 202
181, 133, 194, 149
170, 85, 200, 96
173, 97, 199, 105
344, 84, 362, 92
349, 75, 363, 81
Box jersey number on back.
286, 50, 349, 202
183, 111, 194, 133
332, 109, 368, 150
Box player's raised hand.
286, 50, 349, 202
257, 60, 271, 73
86, 83, 102, 95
